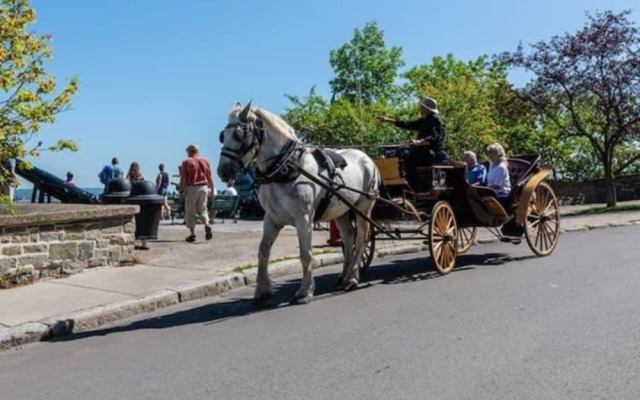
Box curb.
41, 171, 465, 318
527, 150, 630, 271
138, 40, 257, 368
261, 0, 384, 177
2, 216, 639, 351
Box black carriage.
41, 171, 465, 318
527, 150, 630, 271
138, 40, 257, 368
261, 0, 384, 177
360, 144, 560, 275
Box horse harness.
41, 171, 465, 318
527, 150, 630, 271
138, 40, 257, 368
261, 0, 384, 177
219, 117, 349, 222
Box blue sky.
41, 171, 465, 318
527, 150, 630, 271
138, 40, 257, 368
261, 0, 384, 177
25, 0, 638, 190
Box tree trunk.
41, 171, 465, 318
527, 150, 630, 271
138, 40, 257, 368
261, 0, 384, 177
603, 161, 617, 207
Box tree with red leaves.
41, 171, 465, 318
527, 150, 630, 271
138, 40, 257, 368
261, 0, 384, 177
498, 10, 640, 207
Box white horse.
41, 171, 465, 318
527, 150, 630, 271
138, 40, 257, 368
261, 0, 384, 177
217, 103, 381, 305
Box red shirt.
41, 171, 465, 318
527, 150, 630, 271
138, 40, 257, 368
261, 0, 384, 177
180, 155, 212, 186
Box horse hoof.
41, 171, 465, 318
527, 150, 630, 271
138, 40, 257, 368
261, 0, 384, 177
342, 278, 359, 292
289, 295, 313, 305
253, 292, 273, 307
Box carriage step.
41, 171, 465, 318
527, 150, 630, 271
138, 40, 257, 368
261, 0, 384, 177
500, 237, 522, 245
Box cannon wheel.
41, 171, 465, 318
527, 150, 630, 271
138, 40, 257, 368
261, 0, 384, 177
525, 182, 560, 256
429, 201, 458, 275
456, 227, 477, 254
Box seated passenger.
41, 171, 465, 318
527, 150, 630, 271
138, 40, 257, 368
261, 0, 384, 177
462, 151, 486, 185
221, 180, 238, 196
485, 143, 511, 198
377, 96, 448, 190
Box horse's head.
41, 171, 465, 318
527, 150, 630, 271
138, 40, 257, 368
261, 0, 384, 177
217, 102, 263, 182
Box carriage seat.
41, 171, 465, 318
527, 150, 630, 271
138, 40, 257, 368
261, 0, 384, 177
481, 196, 510, 225
507, 158, 532, 188
375, 157, 407, 187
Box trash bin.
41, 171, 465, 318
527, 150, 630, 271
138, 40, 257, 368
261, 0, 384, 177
126, 180, 164, 241
100, 178, 131, 204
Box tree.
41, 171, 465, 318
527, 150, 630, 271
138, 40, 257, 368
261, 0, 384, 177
498, 10, 640, 206
329, 21, 404, 105
282, 87, 403, 155
284, 22, 406, 154
401, 55, 544, 160
1, 0, 78, 183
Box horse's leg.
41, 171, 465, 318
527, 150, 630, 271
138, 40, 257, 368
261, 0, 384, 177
343, 200, 375, 290
254, 215, 282, 306
336, 213, 358, 291
291, 217, 315, 305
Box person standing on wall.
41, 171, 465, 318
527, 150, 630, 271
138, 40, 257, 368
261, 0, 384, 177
0, 158, 19, 202
179, 144, 215, 243
156, 163, 170, 219
99, 157, 124, 192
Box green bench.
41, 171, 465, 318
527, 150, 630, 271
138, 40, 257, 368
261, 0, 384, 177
207, 195, 239, 223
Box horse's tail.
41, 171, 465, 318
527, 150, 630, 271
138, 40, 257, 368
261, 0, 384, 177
371, 161, 382, 197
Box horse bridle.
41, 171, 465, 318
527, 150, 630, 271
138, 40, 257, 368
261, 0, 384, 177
219, 119, 264, 167
220, 116, 306, 183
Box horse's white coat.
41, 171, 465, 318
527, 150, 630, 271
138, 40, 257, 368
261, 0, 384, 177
218, 104, 380, 304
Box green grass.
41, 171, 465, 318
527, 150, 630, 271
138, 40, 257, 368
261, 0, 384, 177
574, 203, 640, 215
232, 248, 340, 273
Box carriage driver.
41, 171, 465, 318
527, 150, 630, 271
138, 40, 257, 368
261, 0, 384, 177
377, 96, 448, 190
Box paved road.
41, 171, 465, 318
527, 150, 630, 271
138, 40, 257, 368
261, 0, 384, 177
1, 226, 639, 400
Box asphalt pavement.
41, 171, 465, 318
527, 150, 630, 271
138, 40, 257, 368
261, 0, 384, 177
1, 201, 639, 351
1, 226, 639, 399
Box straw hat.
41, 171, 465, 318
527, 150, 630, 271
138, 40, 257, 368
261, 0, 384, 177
421, 97, 439, 114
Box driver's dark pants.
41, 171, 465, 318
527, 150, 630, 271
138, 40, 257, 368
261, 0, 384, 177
405, 147, 445, 191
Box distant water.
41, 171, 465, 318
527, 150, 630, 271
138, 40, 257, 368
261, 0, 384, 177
13, 187, 104, 203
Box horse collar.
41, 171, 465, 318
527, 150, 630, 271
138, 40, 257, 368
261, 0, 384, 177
254, 140, 305, 184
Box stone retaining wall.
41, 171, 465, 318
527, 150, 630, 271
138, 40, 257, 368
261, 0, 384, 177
549, 174, 640, 205
0, 204, 139, 288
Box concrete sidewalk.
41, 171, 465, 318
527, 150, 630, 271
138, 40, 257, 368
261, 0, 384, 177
2, 202, 640, 350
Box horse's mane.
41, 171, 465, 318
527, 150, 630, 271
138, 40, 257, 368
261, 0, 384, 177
254, 107, 298, 141
229, 105, 298, 141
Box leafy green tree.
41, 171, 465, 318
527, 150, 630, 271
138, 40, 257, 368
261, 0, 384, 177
284, 22, 407, 154
401, 55, 544, 161
498, 10, 640, 206
329, 21, 404, 105
0, 0, 78, 182
282, 88, 403, 155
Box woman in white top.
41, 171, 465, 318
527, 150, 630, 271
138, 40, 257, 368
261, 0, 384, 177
485, 143, 511, 196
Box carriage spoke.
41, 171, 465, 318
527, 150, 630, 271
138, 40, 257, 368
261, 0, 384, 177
438, 246, 446, 267
541, 225, 550, 250
432, 239, 443, 253
544, 226, 556, 249
447, 243, 456, 266
536, 224, 543, 249
537, 188, 549, 212
446, 226, 457, 236
441, 243, 451, 267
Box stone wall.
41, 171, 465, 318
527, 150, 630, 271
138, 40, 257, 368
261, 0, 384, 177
0, 204, 139, 288
549, 174, 640, 205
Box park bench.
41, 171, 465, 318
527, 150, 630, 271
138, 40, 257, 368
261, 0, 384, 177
208, 195, 239, 223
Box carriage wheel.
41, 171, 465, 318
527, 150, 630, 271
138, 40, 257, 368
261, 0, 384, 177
392, 198, 424, 222
524, 182, 560, 257
342, 223, 376, 274
456, 227, 477, 254
429, 201, 458, 275
360, 226, 376, 273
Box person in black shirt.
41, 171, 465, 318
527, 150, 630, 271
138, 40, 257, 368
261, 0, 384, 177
377, 97, 448, 191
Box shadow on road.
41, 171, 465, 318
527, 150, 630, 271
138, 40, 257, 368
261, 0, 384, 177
51, 251, 532, 344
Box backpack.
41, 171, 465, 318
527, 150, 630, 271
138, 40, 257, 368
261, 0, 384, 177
112, 165, 124, 179
99, 165, 113, 185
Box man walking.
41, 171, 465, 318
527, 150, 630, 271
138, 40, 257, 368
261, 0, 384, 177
179, 144, 215, 242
